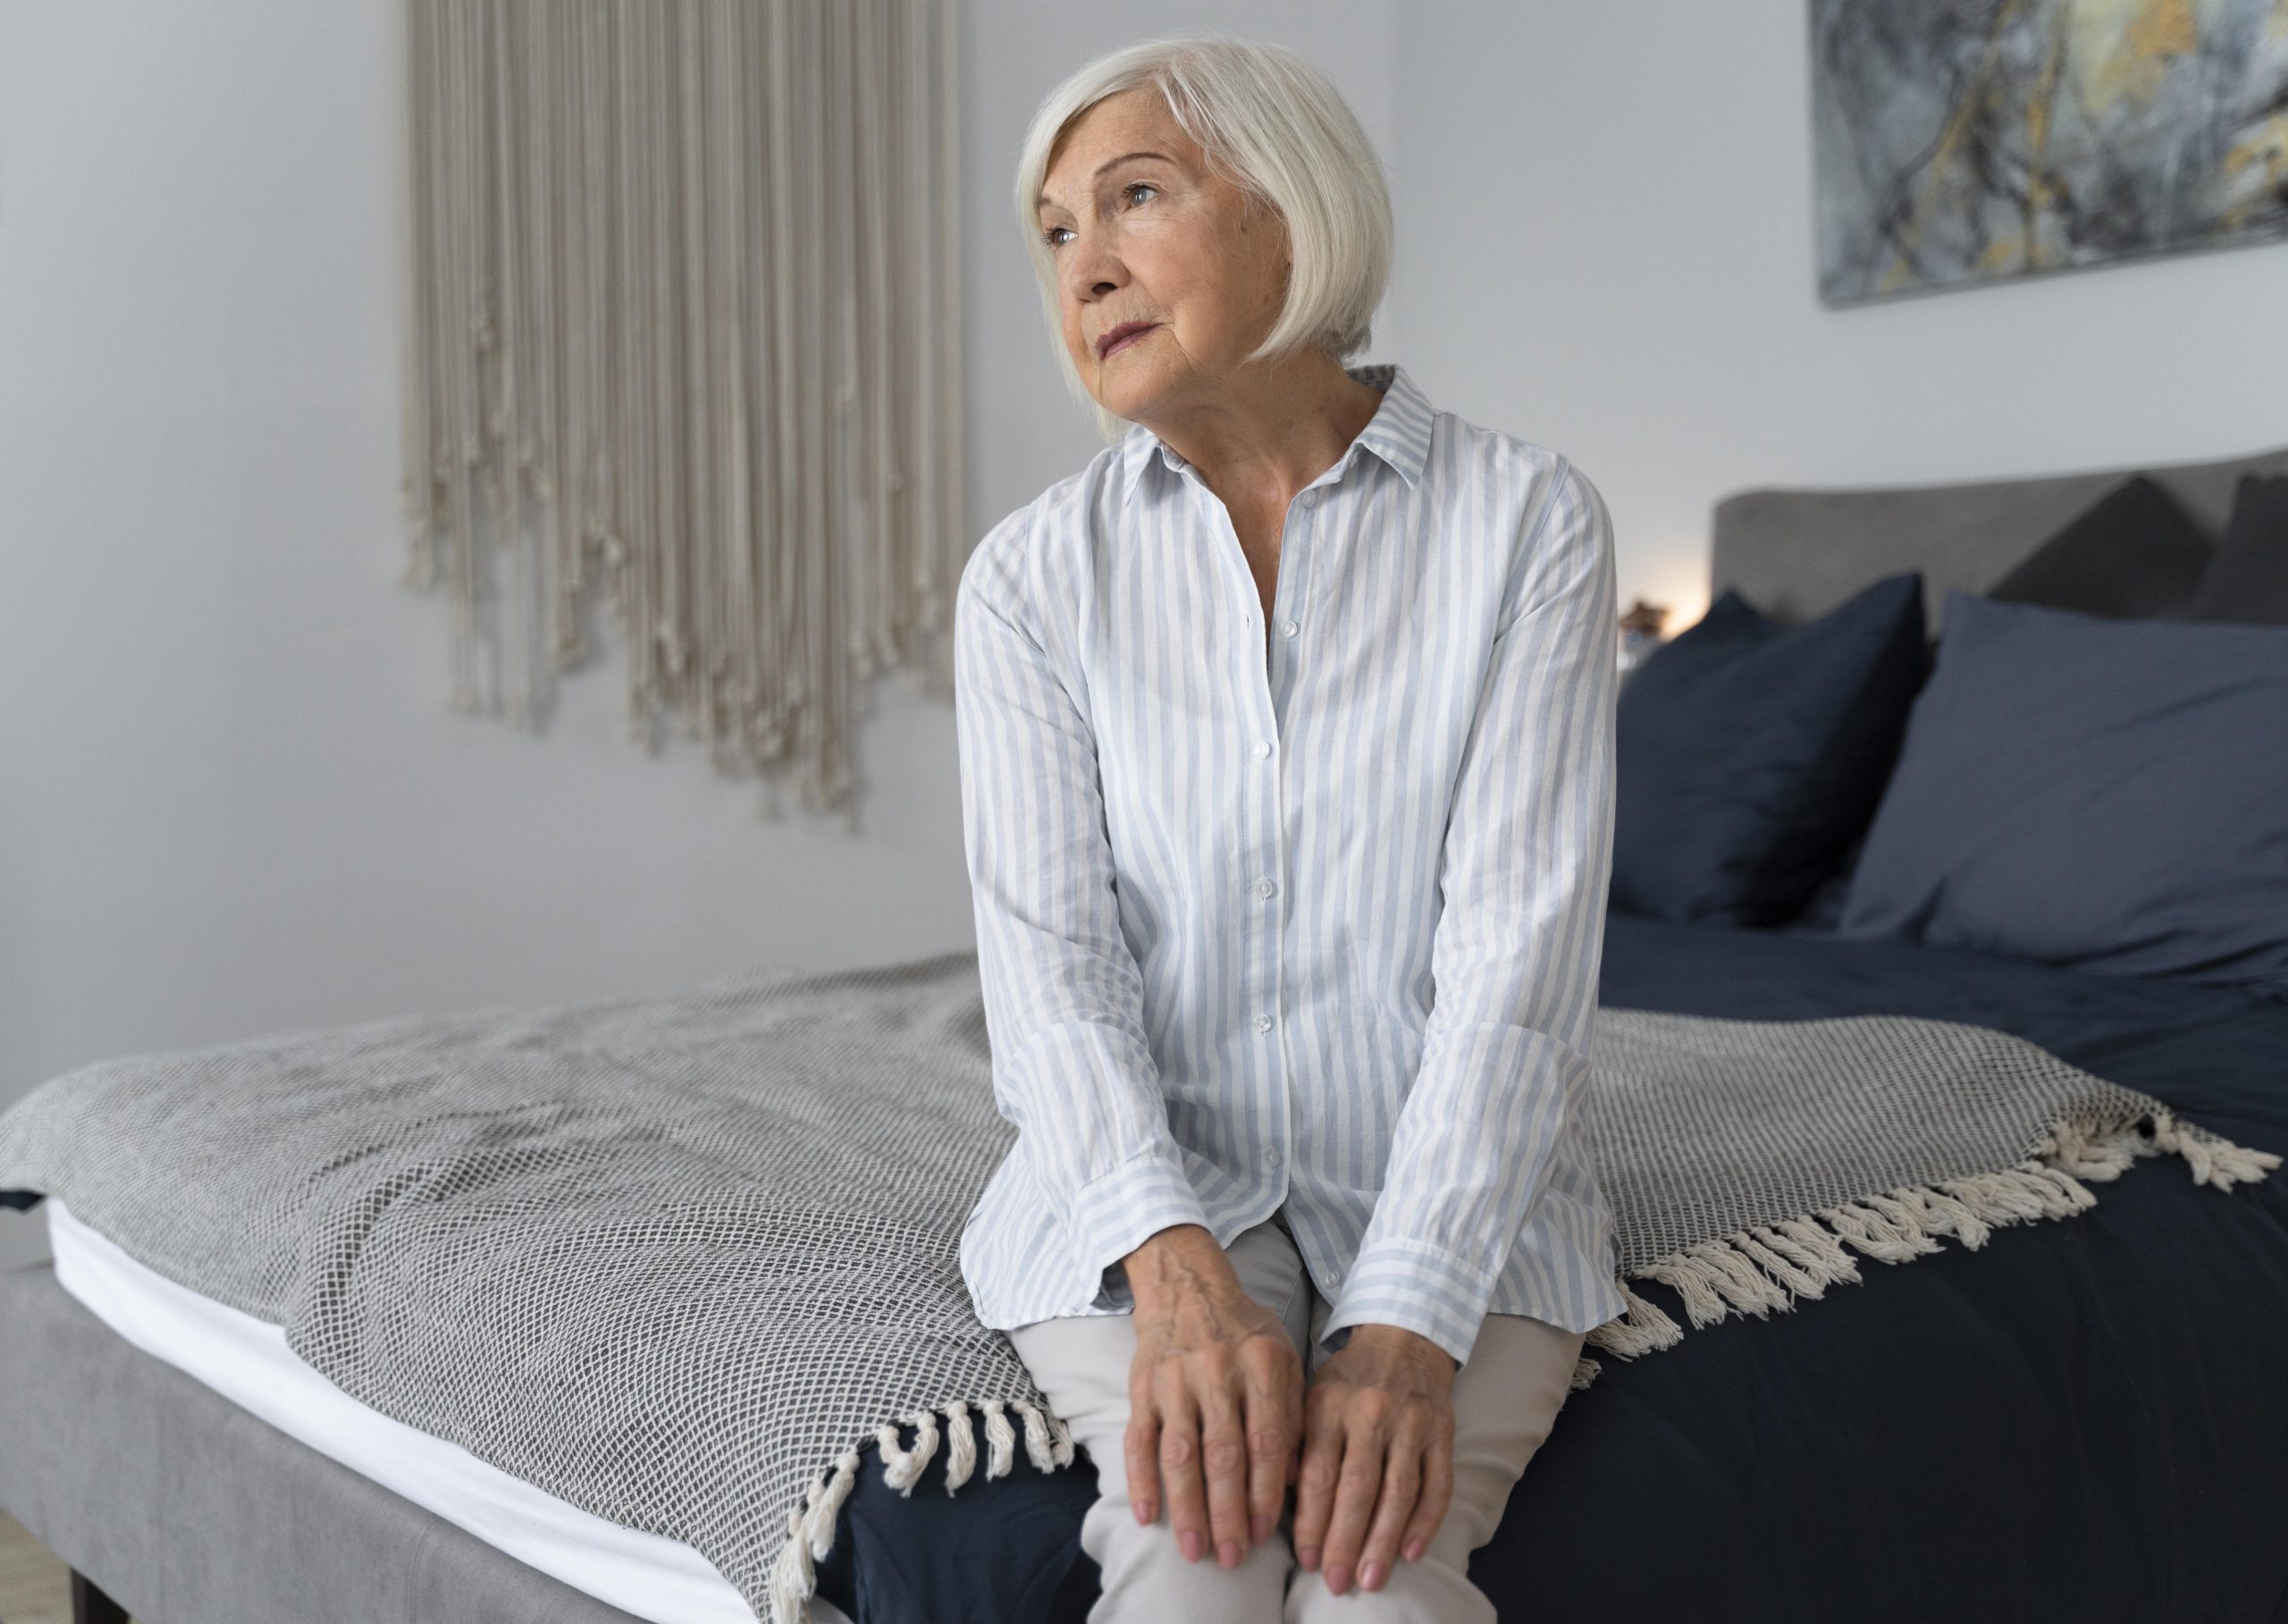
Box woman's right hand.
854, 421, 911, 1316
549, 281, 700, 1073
1121, 1224, 1305, 1570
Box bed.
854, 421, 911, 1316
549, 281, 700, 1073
4, 435, 2285, 1624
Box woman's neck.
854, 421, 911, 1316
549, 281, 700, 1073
1140, 351, 1386, 509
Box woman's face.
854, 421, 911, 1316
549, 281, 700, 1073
1035, 88, 1291, 423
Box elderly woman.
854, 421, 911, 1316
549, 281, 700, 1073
953, 31, 1626, 1624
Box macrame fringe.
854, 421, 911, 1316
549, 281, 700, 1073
397, 0, 967, 822
1569, 1106, 2280, 1390
767, 1396, 1076, 1624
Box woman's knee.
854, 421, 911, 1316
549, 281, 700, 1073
1006, 1311, 1140, 1496
1086, 1499, 1294, 1624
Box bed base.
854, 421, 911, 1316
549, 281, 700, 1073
0, 1259, 661, 1624
72, 1569, 130, 1623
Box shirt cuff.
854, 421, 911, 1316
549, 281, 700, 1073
1320, 1236, 1501, 1367
1069, 1149, 1211, 1308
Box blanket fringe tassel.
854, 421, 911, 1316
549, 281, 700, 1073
1568, 1106, 2279, 1392
768, 1396, 1074, 1624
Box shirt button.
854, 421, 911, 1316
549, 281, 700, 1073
1255, 879, 1275, 899
1252, 740, 1273, 760
1254, 1013, 1274, 1032
1281, 619, 1299, 638
1263, 1146, 1283, 1168
1300, 491, 1319, 509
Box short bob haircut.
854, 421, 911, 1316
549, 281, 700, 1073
1014, 33, 1395, 445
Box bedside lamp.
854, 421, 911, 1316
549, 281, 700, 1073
1617, 596, 1670, 680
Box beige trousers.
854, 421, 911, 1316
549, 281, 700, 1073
1006, 1213, 1585, 1623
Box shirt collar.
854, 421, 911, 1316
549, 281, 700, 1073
1118, 361, 1434, 512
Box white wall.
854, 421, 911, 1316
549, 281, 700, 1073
0, 0, 1397, 1271
1386, 3, 2288, 632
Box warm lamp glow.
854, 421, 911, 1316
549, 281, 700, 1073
1616, 560, 1712, 640
1649, 570, 1711, 635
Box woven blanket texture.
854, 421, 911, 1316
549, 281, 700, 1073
0, 948, 2274, 1624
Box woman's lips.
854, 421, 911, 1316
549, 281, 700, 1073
1100, 324, 1157, 358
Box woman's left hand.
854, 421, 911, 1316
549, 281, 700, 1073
1289, 1323, 1458, 1595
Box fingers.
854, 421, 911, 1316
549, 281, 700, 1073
1153, 1376, 1210, 1563
1293, 1393, 1449, 1595
1316, 1401, 1391, 1595
1288, 1386, 1346, 1576
1398, 1426, 1453, 1567
1196, 1379, 1253, 1568
1123, 1401, 1161, 1527
1356, 1419, 1426, 1592
1241, 1334, 1302, 1549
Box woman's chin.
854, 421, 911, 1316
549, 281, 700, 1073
1090, 358, 1173, 418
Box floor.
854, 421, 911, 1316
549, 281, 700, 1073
0, 1510, 69, 1624
0, 1509, 133, 1624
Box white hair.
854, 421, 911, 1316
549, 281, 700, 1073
1014, 32, 1395, 444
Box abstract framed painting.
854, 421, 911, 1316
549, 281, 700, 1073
1810, 0, 2288, 305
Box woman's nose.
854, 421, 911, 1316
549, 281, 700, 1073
1056, 239, 1121, 301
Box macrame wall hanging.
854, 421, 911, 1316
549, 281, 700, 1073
396, 0, 964, 820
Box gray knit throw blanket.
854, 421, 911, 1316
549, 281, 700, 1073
0, 949, 2275, 1624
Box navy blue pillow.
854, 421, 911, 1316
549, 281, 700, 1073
1611, 572, 1929, 927
1835, 592, 2288, 995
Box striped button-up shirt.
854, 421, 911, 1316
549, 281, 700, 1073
954, 361, 1627, 1367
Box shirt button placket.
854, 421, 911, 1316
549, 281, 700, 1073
1256, 485, 1318, 1206
1250, 736, 1277, 1056
1269, 513, 1294, 1205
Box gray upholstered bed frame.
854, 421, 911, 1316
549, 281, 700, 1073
1712, 439, 2288, 627
5, 433, 2285, 1624
0, 1268, 653, 1623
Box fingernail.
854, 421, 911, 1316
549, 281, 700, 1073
1251, 1510, 1273, 1544
1297, 1544, 1320, 1570
1360, 1561, 1384, 1590
1403, 1536, 1424, 1562
1180, 1529, 1203, 1562
1325, 1565, 1350, 1595
1219, 1540, 1240, 1569
1132, 1501, 1153, 1526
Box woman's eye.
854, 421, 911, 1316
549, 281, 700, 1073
1044, 182, 1157, 250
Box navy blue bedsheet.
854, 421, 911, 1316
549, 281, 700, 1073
818, 914, 2288, 1624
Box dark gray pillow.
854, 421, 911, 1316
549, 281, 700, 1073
1834, 592, 2288, 995
1985, 475, 2213, 619
2187, 474, 2288, 626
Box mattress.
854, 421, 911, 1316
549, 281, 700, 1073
44, 1194, 858, 1624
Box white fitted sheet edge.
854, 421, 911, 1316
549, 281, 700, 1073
42, 1196, 819, 1624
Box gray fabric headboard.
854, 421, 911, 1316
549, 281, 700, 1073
1710, 441, 2288, 628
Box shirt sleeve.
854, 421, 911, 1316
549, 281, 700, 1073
954, 509, 1210, 1309
1320, 458, 1619, 1367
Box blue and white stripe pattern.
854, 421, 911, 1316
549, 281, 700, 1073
953, 362, 1627, 1367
